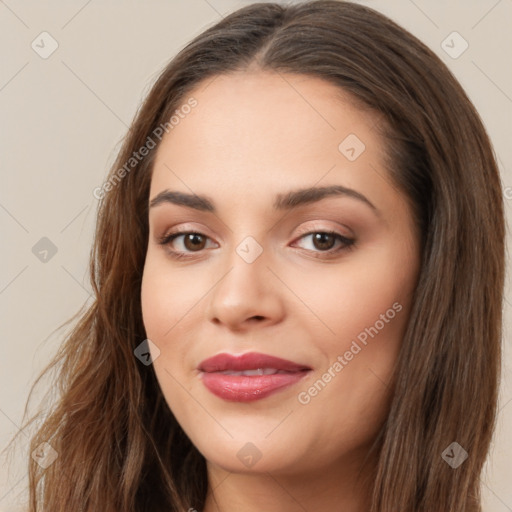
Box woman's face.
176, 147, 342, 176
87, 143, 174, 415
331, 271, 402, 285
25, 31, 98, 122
141, 70, 421, 477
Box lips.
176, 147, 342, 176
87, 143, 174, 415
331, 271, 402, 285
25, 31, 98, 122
198, 352, 311, 373
198, 352, 311, 402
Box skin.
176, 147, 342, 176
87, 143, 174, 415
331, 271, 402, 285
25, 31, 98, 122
140, 69, 421, 512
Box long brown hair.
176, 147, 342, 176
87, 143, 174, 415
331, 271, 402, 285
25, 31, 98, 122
7, 1, 505, 510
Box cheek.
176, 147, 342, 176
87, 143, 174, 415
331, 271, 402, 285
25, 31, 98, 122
304, 242, 417, 410
291, 242, 416, 414
291, 244, 416, 352
140, 255, 211, 402
140, 260, 198, 416
140, 254, 205, 340
140, 272, 173, 340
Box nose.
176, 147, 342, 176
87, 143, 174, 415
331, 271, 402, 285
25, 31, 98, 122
206, 249, 286, 332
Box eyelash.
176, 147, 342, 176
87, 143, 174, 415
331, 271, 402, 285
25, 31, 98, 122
157, 227, 355, 261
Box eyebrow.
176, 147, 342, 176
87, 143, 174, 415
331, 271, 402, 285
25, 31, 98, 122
149, 185, 378, 214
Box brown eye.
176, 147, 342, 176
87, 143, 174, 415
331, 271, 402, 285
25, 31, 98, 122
158, 229, 354, 261
294, 231, 354, 255
158, 231, 216, 256
311, 232, 337, 251
182, 233, 207, 251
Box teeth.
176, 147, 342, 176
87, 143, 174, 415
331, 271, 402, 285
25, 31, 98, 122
219, 368, 285, 376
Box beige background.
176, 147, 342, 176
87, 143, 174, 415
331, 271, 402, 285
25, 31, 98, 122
1, 0, 511, 510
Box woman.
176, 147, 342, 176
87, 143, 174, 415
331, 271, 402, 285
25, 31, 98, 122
12, 1, 505, 511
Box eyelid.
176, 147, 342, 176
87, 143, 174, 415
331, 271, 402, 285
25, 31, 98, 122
157, 221, 355, 259
292, 221, 353, 239
158, 221, 352, 244
158, 223, 218, 241
157, 225, 219, 248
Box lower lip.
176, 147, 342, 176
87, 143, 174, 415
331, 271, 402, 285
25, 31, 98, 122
201, 371, 310, 402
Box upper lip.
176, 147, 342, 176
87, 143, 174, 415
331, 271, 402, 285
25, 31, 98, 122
198, 352, 311, 373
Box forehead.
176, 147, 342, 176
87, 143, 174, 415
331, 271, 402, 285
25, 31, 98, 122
149, 70, 390, 212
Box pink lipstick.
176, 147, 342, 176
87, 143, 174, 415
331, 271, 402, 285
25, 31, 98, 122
198, 352, 311, 402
